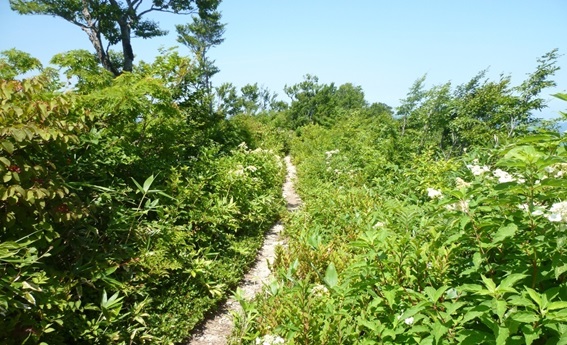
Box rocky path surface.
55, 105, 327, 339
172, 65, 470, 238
187, 156, 301, 345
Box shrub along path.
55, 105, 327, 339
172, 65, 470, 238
187, 156, 301, 345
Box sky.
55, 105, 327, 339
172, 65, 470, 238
1, 1, 566, 118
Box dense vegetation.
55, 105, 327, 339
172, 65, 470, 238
231, 52, 567, 344
3, 2, 567, 343
0, 47, 288, 343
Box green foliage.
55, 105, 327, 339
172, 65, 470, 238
0, 49, 285, 344
396, 50, 560, 157
234, 109, 567, 344
10, 0, 221, 74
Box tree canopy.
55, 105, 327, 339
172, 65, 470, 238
10, 0, 221, 75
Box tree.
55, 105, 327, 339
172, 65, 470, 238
335, 83, 367, 110
10, 0, 221, 76
176, 10, 225, 91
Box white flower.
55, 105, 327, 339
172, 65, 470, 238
256, 335, 285, 345
427, 188, 443, 199
246, 165, 258, 172
311, 284, 329, 297
518, 204, 529, 212
547, 201, 567, 222
446, 199, 469, 212
404, 317, 414, 325
325, 149, 340, 159
467, 164, 490, 176
373, 221, 385, 228
493, 169, 515, 183
547, 213, 562, 222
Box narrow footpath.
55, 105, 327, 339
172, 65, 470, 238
187, 156, 301, 345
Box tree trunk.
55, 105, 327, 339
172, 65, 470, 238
118, 16, 134, 72
81, 1, 119, 76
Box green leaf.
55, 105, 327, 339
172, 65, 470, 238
142, 174, 155, 193
548, 301, 567, 311
511, 312, 539, 323
493, 299, 507, 321
481, 275, 497, 293
555, 264, 567, 279
11, 128, 26, 142
431, 321, 448, 344
324, 262, 338, 288
525, 287, 544, 309
1, 140, 15, 154
495, 326, 509, 345
492, 223, 517, 244
499, 274, 527, 291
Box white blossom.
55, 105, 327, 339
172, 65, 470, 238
467, 163, 490, 176
325, 149, 340, 159
256, 335, 285, 345
445, 199, 469, 213
547, 201, 567, 222
493, 169, 515, 183
246, 165, 258, 172
427, 188, 443, 199
547, 213, 562, 222
373, 221, 385, 228
311, 284, 329, 297
404, 317, 414, 325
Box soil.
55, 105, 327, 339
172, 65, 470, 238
186, 156, 301, 345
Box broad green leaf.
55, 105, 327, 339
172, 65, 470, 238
492, 223, 517, 244
525, 287, 544, 310
499, 273, 527, 291
511, 311, 539, 323
1, 140, 14, 154
495, 326, 509, 345
493, 299, 507, 321
11, 128, 26, 142
481, 275, 497, 293
431, 321, 448, 344
142, 174, 155, 193
324, 262, 338, 288
548, 301, 567, 311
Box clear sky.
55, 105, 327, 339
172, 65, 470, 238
1, 1, 566, 118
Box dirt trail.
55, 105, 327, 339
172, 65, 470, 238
187, 156, 301, 345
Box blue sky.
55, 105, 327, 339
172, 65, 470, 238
1, 1, 566, 118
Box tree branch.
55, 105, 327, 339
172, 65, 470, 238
138, 6, 196, 17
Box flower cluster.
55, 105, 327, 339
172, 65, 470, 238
325, 149, 340, 159
255, 334, 285, 345
492, 168, 524, 184
427, 188, 442, 199
466, 160, 490, 176
518, 201, 567, 223
545, 163, 567, 178
547, 201, 567, 222
310, 284, 329, 297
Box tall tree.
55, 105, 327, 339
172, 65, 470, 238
176, 10, 225, 89
10, 0, 221, 76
